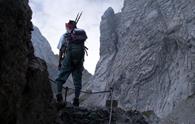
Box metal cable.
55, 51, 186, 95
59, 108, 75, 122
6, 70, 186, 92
49, 78, 113, 124
49, 78, 111, 94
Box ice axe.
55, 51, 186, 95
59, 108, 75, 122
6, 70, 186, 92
75, 12, 83, 25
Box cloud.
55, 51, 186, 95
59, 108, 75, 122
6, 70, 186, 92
29, 0, 124, 74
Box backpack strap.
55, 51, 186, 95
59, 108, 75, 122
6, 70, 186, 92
84, 46, 88, 56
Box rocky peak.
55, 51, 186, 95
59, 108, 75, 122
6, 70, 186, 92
86, 0, 195, 123
100, 7, 117, 56
32, 26, 58, 66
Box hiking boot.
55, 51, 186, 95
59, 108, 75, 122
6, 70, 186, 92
73, 97, 79, 107
56, 94, 63, 103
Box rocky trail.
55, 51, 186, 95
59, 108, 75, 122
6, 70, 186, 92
50, 78, 151, 124
54, 102, 149, 124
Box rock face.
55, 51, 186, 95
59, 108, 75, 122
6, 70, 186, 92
0, 0, 55, 124
160, 94, 195, 124
88, 0, 195, 122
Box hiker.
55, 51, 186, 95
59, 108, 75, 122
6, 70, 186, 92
55, 17, 87, 106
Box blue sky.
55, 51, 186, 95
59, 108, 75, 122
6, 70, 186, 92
29, 0, 124, 74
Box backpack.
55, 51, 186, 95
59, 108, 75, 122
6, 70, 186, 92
61, 28, 88, 57
67, 28, 87, 44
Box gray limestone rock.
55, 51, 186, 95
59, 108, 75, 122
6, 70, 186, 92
160, 94, 195, 124
86, 0, 195, 123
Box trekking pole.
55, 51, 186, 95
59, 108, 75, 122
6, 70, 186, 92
64, 87, 69, 104
108, 87, 113, 124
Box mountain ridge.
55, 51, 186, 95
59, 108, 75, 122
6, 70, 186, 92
85, 0, 195, 123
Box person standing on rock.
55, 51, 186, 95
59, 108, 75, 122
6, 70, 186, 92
55, 14, 87, 106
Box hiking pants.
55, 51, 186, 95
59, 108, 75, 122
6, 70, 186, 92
55, 44, 84, 98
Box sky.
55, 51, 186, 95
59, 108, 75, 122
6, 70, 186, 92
29, 0, 124, 74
